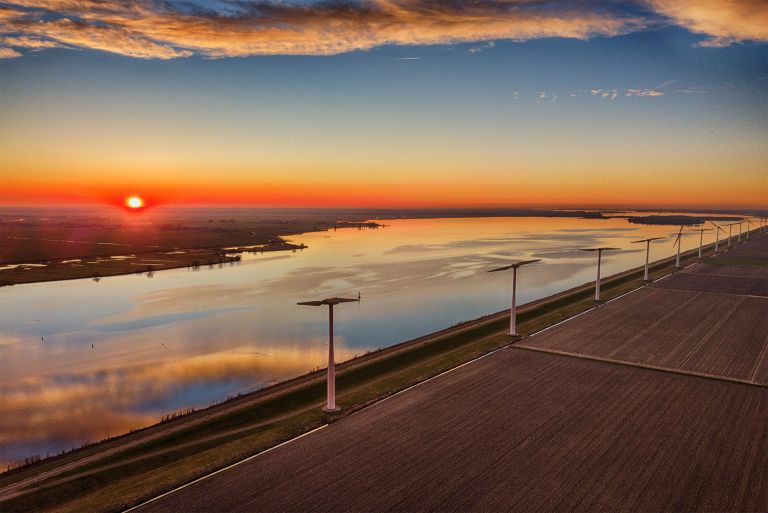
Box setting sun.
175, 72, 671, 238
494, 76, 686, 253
126, 196, 144, 209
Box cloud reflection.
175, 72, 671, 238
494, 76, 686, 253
0, 341, 358, 465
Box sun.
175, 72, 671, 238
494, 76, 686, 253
126, 196, 144, 209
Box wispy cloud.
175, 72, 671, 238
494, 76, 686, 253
625, 88, 664, 97
591, 87, 665, 99
591, 88, 620, 100
467, 41, 495, 54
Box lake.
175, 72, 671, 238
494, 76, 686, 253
0, 215, 725, 466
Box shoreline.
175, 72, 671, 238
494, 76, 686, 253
0, 212, 745, 287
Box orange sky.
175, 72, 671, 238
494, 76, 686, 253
1, 1, 766, 210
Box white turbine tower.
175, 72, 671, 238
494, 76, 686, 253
630, 236, 665, 282
580, 247, 620, 302
487, 259, 540, 336
297, 296, 360, 412
672, 226, 684, 269
695, 227, 711, 259
709, 222, 726, 253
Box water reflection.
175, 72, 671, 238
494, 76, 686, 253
0, 216, 718, 466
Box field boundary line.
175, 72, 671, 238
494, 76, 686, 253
651, 286, 768, 299
512, 345, 767, 389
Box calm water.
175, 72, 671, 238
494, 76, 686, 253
0, 216, 723, 465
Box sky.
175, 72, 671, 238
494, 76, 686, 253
0, 1, 766, 209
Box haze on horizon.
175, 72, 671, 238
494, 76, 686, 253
0, 1, 766, 209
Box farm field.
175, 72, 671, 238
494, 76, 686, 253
519, 258, 768, 384
138, 348, 767, 513
686, 263, 768, 279
709, 236, 768, 266
652, 272, 768, 296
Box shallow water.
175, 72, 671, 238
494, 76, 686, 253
0, 216, 724, 465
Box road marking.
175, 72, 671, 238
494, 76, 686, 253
123, 425, 328, 512
651, 272, 674, 284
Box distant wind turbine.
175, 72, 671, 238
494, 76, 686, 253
487, 259, 540, 336
694, 227, 711, 259
297, 296, 360, 412
630, 237, 664, 281
580, 247, 620, 301
672, 226, 684, 269
709, 222, 726, 253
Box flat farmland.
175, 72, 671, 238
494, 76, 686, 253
685, 263, 768, 279
710, 237, 768, 266
652, 272, 768, 296
139, 350, 768, 513
518, 285, 768, 384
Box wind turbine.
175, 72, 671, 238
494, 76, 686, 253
745, 218, 754, 240
672, 226, 684, 269
709, 221, 726, 253
580, 247, 620, 301
694, 226, 711, 259
630, 237, 665, 281
297, 296, 360, 412
487, 259, 540, 336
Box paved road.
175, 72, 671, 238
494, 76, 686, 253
138, 241, 768, 513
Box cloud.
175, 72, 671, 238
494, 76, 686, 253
591, 88, 619, 100
0, 1, 764, 60
591, 87, 665, 99
625, 88, 664, 96
0, 0, 645, 59
646, 0, 768, 46
0, 46, 21, 58
467, 41, 495, 54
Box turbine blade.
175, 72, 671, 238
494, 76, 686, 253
324, 297, 361, 305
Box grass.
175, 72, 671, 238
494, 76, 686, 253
0, 241, 726, 512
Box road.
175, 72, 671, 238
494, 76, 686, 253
137, 237, 768, 513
